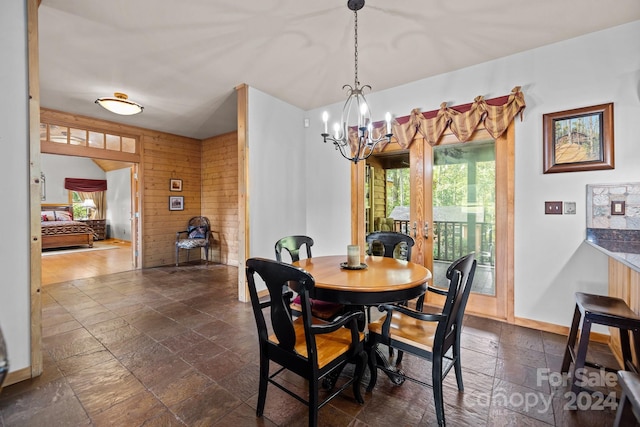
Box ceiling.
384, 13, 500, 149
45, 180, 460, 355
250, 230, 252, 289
38, 0, 640, 140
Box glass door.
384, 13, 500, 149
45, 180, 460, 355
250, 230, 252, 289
421, 126, 512, 320
354, 124, 513, 320
431, 140, 496, 296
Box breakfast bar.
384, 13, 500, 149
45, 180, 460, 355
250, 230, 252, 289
585, 231, 640, 367
584, 181, 640, 365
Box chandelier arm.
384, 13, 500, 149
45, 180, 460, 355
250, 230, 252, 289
323, 134, 349, 148
337, 144, 355, 162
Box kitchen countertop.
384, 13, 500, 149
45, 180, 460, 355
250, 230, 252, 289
585, 228, 640, 272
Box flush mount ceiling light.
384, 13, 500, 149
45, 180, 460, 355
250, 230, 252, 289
321, 0, 392, 164
95, 92, 143, 115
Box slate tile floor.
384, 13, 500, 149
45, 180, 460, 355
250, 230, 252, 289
0, 262, 631, 426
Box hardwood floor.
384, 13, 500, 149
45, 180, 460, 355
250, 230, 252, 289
1, 262, 633, 426
41, 239, 134, 286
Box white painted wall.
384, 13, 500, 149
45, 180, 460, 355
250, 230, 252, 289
41, 153, 106, 204
0, 0, 30, 373
303, 20, 640, 329
247, 87, 306, 261
106, 168, 132, 241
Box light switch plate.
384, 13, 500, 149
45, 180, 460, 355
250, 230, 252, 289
564, 201, 576, 214
545, 201, 563, 215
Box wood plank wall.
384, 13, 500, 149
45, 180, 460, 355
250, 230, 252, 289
143, 132, 203, 267
608, 258, 634, 366
202, 132, 239, 266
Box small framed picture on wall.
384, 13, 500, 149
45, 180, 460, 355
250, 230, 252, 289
169, 196, 184, 211
170, 179, 182, 191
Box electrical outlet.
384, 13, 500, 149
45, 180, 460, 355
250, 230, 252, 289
611, 200, 625, 215
545, 201, 563, 215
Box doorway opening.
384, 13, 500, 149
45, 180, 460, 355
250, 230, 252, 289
366, 152, 410, 235
40, 153, 138, 285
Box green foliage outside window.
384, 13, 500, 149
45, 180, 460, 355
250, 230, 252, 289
385, 161, 496, 223
71, 191, 85, 219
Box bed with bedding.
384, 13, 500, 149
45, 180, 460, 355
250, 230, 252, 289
41, 204, 95, 250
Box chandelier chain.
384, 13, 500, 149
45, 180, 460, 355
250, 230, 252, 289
353, 9, 359, 88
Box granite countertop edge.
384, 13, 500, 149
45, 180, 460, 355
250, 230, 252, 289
585, 228, 640, 272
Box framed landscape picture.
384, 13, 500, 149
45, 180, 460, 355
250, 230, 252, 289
542, 103, 614, 173
169, 196, 184, 211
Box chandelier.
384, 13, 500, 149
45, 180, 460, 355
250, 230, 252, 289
321, 0, 392, 164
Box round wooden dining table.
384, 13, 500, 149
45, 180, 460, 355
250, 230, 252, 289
292, 255, 431, 305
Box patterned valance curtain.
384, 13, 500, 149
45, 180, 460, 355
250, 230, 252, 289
64, 178, 107, 192
368, 86, 526, 151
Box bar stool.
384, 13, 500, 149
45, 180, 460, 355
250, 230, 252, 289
561, 292, 640, 395
614, 371, 640, 426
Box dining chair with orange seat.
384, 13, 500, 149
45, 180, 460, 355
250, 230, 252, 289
366, 252, 477, 427
245, 257, 366, 427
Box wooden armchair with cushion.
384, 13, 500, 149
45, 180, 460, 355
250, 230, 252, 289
175, 216, 213, 266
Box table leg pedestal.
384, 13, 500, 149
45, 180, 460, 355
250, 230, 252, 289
367, 344, 406, 391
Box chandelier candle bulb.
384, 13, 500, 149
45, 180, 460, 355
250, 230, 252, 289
322, 111, 328, 134
347, 245, 360, 268
386, 112, 391, 135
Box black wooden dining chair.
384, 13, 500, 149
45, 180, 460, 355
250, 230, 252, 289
364, 231, 416, 327
275, 235, 345, 320
366, 253, 476, 427
246, 257, 366, 427
365, 231, 415, 261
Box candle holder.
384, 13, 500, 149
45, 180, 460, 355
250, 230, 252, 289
341, 245, 367, 270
